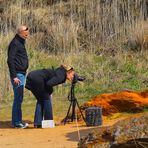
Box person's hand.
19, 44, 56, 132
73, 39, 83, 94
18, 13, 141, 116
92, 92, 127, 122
13, 77, 21, 85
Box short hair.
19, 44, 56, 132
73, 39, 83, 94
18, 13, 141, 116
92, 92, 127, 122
17, 25, 28, 34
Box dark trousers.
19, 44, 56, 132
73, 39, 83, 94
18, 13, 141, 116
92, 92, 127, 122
25, 77, 53, 126
34, 96, 53, 126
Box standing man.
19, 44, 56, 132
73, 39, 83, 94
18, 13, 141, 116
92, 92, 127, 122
7, 25, 29, 128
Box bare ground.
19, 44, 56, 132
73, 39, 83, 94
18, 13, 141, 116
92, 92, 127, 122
0, 117, 124, 148
0, 90, 147, 148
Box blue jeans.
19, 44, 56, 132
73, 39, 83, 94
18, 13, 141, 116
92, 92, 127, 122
34, 96, 53, 126
11, 73, 26, 126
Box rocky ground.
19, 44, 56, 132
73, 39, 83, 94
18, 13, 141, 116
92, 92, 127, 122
78, 113, 148, 148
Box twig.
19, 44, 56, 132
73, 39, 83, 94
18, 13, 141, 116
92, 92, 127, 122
138, 141, 148, 148
132, 135, 138, 148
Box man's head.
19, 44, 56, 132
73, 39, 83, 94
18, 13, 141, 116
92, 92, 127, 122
17, 25, 29, 40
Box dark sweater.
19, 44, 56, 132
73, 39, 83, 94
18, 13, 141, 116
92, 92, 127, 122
25, 66, 67, 98
7, 34, 29, 78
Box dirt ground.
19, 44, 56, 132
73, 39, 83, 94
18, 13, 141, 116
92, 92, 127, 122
0, 90, 147, 148
0, 122, 83, 148
0, 117, 123, 148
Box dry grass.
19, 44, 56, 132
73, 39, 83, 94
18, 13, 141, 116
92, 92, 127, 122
0, 0, 147, 52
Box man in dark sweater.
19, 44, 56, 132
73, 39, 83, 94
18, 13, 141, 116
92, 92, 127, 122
25, 65, 75, 128
7, 25, 29, 128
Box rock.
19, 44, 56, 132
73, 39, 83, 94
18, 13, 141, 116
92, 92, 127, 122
78, 113, 148, 147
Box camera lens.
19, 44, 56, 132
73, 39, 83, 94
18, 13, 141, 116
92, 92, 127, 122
72, 74, 85, 84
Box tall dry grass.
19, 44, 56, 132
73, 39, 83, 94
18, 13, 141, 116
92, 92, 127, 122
0, 0, 147, 52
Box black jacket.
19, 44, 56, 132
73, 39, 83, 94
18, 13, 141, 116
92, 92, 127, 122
25, 66, 67, 98
7, 34, 29, 78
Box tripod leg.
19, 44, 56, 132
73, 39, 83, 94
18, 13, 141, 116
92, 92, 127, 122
64, 102, 72, 125
75, 99, 86, 123
71, 100, 76, 121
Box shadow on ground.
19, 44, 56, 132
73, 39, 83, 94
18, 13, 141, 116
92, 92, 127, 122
65, 125, 103, 142
0, 121, 12, 128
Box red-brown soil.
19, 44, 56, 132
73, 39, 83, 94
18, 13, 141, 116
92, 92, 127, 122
81, 90, 148, 115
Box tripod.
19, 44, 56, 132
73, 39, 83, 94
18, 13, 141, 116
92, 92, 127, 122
64, 81, 86, 125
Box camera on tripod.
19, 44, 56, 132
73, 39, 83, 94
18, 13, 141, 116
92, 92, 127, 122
64, 73, 86, 125
64, 74, 102, 126
68, 74, 85, 102
64, 73, 103, 126
72, 74, 85, 84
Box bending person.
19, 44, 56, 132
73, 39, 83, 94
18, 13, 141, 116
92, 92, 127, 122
25, 65, 75, 128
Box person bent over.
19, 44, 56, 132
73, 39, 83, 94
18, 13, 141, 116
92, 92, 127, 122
25, 65, 75, 128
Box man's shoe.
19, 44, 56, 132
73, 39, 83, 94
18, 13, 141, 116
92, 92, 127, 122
13, 123, 28, 129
